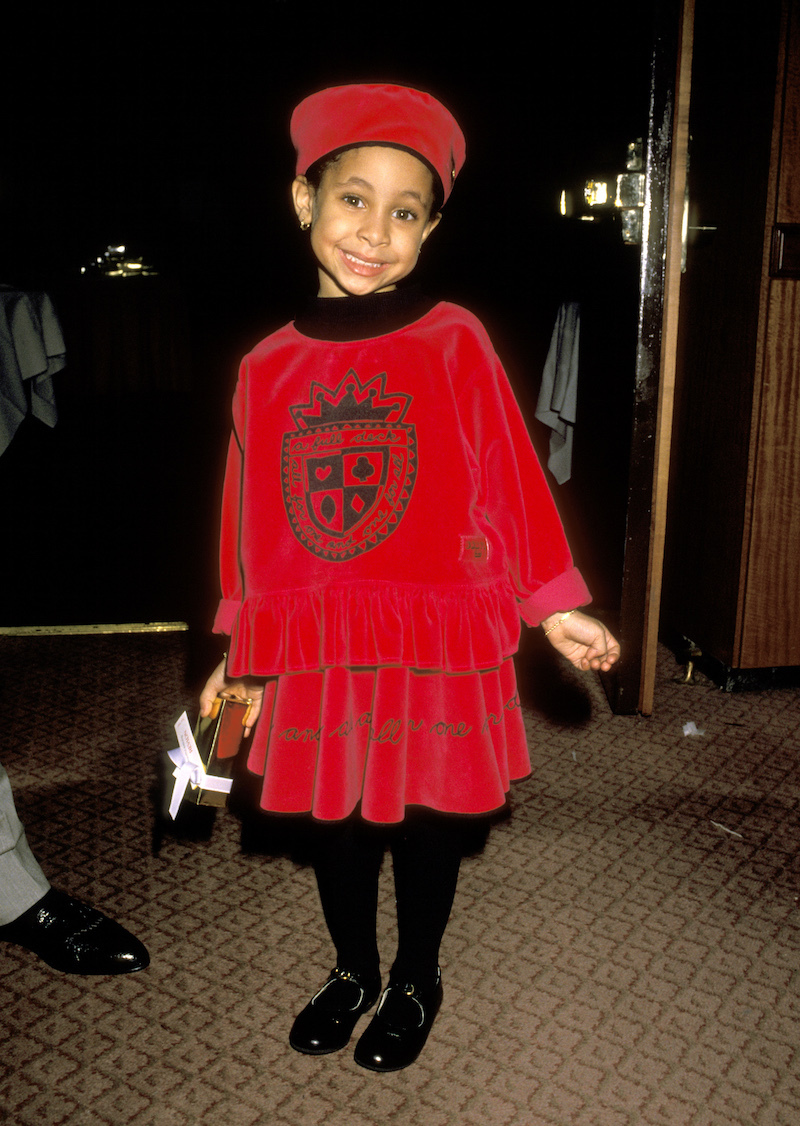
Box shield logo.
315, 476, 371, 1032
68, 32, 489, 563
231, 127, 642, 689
282, 370, 417, 560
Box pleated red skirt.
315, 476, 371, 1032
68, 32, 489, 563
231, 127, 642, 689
244, 657, 531, 823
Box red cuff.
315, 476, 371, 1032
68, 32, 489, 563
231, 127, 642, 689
213, 599, 239, 635
518, 567, 592, 627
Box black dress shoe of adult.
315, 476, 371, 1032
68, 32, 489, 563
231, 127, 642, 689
290, 967, 382, 1055
0, 889, 149, 975
353, 972, 443, 1072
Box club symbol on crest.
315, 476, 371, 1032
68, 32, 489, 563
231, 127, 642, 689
282, 370, 417, 559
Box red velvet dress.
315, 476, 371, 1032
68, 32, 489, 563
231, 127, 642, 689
213, 292, 590, 823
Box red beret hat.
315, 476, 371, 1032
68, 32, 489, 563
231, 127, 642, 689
290, 83, 466, 204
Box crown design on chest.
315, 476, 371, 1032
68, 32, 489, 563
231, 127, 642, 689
289, 370, 412, 430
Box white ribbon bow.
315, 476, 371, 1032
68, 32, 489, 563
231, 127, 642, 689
167, 711, 232, 819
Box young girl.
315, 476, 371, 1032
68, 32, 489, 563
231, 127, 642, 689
200, 83, 619, 1073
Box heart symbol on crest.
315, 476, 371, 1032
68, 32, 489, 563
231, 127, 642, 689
315, 465, 332, 481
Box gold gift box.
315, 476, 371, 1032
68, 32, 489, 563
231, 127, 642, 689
187, 695, 252, 808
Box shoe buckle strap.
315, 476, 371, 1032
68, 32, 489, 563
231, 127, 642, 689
377, 984, 425, 1028
312, 967, 364, 1009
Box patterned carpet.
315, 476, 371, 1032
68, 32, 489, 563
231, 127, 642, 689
1, 631, 799, 1126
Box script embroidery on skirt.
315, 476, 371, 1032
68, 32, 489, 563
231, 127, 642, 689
275, 693, 521, 746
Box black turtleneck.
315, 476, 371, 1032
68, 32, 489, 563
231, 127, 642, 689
292, 286, 438, 342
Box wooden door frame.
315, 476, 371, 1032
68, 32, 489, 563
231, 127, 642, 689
605, 0, 695, 714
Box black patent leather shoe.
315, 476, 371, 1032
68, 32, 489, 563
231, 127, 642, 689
0, 889, 149, 975
353, 971, 443, 1072
290, 967, 382, 1055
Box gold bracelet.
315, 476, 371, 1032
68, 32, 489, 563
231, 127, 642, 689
543, 610, 576, 637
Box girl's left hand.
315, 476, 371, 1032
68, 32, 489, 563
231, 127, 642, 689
540, 610, 620, 672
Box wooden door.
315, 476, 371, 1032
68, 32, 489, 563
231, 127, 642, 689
660, 0, 800, 680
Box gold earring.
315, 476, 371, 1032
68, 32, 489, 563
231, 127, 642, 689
300, 221, 311, 231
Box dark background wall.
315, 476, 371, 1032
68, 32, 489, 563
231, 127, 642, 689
0, 2, 653, 631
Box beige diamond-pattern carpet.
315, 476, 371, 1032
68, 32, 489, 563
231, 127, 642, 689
1, 631, 799, 1125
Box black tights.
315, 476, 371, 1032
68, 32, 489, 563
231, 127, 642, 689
311, 814, 467, 988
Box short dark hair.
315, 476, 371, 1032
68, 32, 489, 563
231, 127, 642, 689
304, 144, 444, 216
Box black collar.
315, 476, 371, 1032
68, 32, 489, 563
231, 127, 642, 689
293, 286, 437, 341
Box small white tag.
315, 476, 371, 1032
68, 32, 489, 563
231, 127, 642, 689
175, 711, 199, 762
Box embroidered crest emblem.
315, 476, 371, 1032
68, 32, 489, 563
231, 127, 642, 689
282, 369, 417, 560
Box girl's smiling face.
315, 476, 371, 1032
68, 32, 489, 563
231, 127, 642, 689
292, 145, 441, 298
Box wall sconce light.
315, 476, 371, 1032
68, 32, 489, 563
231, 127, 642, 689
80, 245, 158, 278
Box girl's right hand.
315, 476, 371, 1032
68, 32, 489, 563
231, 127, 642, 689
541, 611, 620, 673
199, 658, 266, 738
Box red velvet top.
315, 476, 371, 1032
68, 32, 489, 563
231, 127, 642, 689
214, 300, 590, 676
